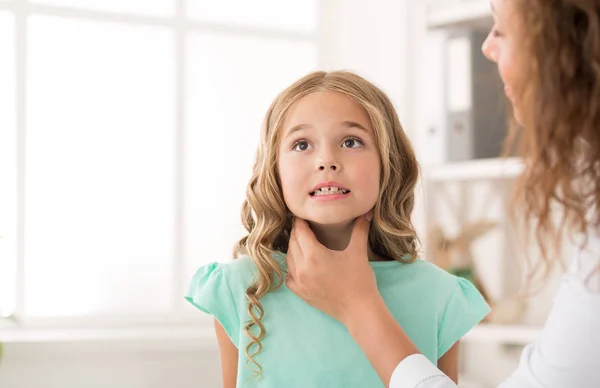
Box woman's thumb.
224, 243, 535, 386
347, 214, 371, 255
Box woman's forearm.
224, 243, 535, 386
343, 295, 421, 387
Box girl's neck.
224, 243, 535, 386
308, 220, 387, 262
310, 222, 353, 251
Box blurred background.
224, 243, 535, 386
0, 1, 570, 387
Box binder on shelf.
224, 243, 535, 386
444, 29, 509, 162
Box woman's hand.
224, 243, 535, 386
286, 214, 423, 386
285, 214, 381, 326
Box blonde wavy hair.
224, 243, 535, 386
506, 0, 600, 287
233, 70, 420, 380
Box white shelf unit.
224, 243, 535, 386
426, 0, 492, 29
422, 157, 529, 342
464, 323, 541, 346
425, 157, 524, 182
415, 3, 542, 386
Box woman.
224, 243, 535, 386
285, 0, 600, 387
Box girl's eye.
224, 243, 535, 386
292, 140, 312, 152
341, 137, 363, 149
491, 27, 503, 38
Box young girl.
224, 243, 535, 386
185, 71, 490, 388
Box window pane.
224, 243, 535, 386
26, 16, 175, 317
30, 0, 174, 17
184, 33, 317, 294
0, 12, 16, 318
186, 0, 318, 33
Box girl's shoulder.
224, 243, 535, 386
376, 257, 486, 306
375, 257, 458, 288
220, 251, 283, 273
216, 254, 258, 276
190, 255, 256, 293
193, 252, 285, 292
411, 258, 460, 286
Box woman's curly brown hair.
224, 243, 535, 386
509, 0, 600, 286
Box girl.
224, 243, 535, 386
284, 1, 600, 388
185, 71, 490, 388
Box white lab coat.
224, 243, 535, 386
390, 227, 600, 388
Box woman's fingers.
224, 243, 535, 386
292, 217, 327, 254
346, 215, 371, 257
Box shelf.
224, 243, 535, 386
425, 157, 524, 182
426, 0, 492, 29
463, 323, 542, 345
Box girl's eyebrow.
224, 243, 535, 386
283, 120, 371, 139
284, 123, 313, 139
341, 121, 370, 133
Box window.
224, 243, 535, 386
30, 0, 174, 16
25, 16, 176, 317
187, 0, 317, 32
0, 0, 319, 326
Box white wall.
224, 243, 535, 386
319, 0, 429, 236
320, 0, 412, 134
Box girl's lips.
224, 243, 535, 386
309, 192, 351, 201
308, 181, 349, 193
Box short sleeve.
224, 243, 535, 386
185, 262, 240, 346
437, 277, 491, 358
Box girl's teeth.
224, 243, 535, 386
313, 187, 348, 196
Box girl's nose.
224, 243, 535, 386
319, 163, 338, 171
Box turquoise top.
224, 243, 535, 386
185, 254, 490, 387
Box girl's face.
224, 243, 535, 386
482, 0, 524, 124
277, 90, 381, 227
